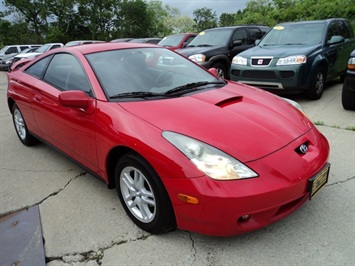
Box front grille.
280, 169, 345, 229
242, 70, 276, 79
251, 58, 273, 66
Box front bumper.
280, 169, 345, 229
230, 64, 309, 93
165, 126, 330, 236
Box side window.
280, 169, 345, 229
248, 28, 263, 43
337, 21, 350, 38
185, 36, 195, 45
326, 22, 337, 42
49, 45, 61, 50
20, 46, 29, 51
231, 29, 248, 45
25, 56, 52, 78
6, 47, 18, 54
43, 53, 91, 93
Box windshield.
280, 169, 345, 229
86, 47, 221, 99
0, 46, 8, 53
35, 44, 51, 53
158, 34, 184, 46
188, 28, 233, 47
260, 23, 325, 46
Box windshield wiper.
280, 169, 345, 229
197, 44, 213, 47
165, 81, 226, 95
109, 91, 165, 99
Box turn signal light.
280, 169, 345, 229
178, 194, 199, 204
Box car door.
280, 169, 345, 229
29, 53, 99, 172
229, 28, 254, 61
325, 21, 350, 78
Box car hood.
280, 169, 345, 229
176, 46, 222, 57
119, 83, 313, 162
16, 52, 41, 58
239, 44, 321, 58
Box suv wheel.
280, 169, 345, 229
212, 62, 227, 79
306, 67, 325, 100
342, 79, 355, 110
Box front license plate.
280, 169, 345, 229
307, 163, 330, 199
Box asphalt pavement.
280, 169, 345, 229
0, 71, 354, 266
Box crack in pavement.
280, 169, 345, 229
326, 176, 355, 187
187, 231, 197, 266
0, 171, 87, 218
46, 233, 151, 265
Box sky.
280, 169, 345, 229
1, 1, 250, 18
160, 0, 249, 16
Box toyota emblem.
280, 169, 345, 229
299, 144, 308, 154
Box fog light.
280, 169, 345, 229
238, 214, 250, 222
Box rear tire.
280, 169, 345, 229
342, 79, 355, 110
306, 67, 325, 100
11, 104, 38, 146
115, 152, 176, 234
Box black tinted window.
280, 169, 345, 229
6, 47, 18, 54
25, 56, 52, 78
232, 29, 248, 45
248, 28, 262, 43
43, 53, 91, 93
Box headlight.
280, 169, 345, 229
232, 56, 247, 65
162, 131, 258, 180
5, 59, 13, 64
348, 57, 355, 70
277, 55, 306, 65
188, 54, 206, 63
282, 97, 304, 112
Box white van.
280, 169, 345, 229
0, 44, 42, 60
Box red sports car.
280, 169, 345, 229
7, 43, 330, 236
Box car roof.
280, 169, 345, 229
277, 18, 348, 26
204, 25, 269, 31
46, 42, 161, 55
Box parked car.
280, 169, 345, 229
12, 43, 64, 65
7, 43, 330, 236
342, 50, 355, 110
158, 33, 197, 50
110, 38, 134, 42
0, 47, 41, 71
230, 18, 355, 100
65, 40, 104, 46
0, 44, 42, 60
129, 38, 162, 44
176, 25, 270, 78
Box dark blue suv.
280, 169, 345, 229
230, 19, 355, 100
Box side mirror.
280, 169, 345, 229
231, 40, 242, 48
59, 90, 95, 113
208, 67, 219, 77
328, 35, 345, 45
255, 39, 261, 46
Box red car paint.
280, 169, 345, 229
7, 43, 330, 236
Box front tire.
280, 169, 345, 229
211, 62, 227, 79
342, 79, 355, 110
115, 152, 176, 234
11, 104, 38, 146
306, 67, 325, 100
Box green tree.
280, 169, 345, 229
116, 0, 153, 38
193, 7, 218, 32
4, 0, 50, 43
219, 13, 236, 27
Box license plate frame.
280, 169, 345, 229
307, 163, 330, 199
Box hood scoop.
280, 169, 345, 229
215, 96, 243, 108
